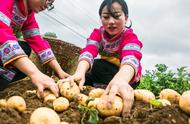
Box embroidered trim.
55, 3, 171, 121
121, 55, 139, 69
0, 41, 26, 64
38, 48, 55, 63
79, 52, 94, 66
0, 67, 16, 81
87, 40, 100, 49
12, 3, 27, 28
0, 11, 11, 26
23, 28, 41, 38
122, 43, 141, 52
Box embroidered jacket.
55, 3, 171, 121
79, 26, 143, 83
0, 0, 55, 67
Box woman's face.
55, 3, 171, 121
27, 0, 54, 13
101, 2, 127, 37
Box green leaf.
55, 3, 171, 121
149, 99, 162, 107
86, 97, 95, 105
88, 108, 99, 124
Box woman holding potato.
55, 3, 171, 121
0, 0, 69, 96
64, 0, 143, 117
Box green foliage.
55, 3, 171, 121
137, 64, 190, 96
78, 97, 99, 124
44, 32, 57, 38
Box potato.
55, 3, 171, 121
53, 97, 69, 112
87, 98, 100, 109
158, 99, 171, 106
89, 88, 105, 98
188, 118, 190, 124
0, 99, 7, 108
7, 96, 26, 112
134, 89, 155, 103
97, 95, 123, 117
179, 90, 190, 114
37, 89, 52, 98
30, 107, 60, 124
58, 81, 80, 101
44, 94, 57, 103
159, 89, 181, 103
77, 94, 89, 106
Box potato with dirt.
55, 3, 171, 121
7, 96, 26, 112
89, 88, 105, 98
179, 90, 190, 114
97, 95, 123, 117
53, 97, 69, 112
44, 94, 57, 103
58, 80, 80, 101
30, 107, 61, 124
87, 98, 100, 109
76, 93, 89, 106
159, 89, 181, 103
134, 89, 155, 103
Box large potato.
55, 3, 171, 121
179, 90, 190, 114
7, 96, 26, 112
97, 95, 123, 117
58, 81, 80, 101
30, 107, 60, 124
89, 88, 105, 98
53, 97, 69, 112
134, 89, 155, 103
159, 89, 181, 103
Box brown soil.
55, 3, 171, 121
0, 79, 189, 124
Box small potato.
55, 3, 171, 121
0, 99, 7, 108
53, 97, 69, 112
44, 94, 57, 103
97, 95, 123, 117
37, 89, 52, 98
134, 89, 155, 103
87, 98, 100, 109
58, 81, 80, 101
89, 88, 105, 98
179, 90, 190, 114
158, 99, 171, 106
30, 107, 60, 124
61, 122, 69, 124
7, 96, 26, 112
77, 94, 89, 106
159, 89, 181, 103
188, 118, 190, 124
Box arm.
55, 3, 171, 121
21, 12, 68, 78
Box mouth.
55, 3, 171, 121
108, 26, 117, 31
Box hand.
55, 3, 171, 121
102, 77, 134, 117
57, 70, 70, 79
30, 71, 59, 98
61, 72, 85, 90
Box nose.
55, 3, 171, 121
108, 16, 115, 24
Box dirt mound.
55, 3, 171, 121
0, 79, 189, 124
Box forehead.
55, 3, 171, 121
102, 2, 122, 13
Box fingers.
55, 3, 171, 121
49, 83, 59, 97
37, 85, 44, 98
107, 86, 118, 108
78, 78, 85, 91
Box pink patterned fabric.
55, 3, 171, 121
79, 26, 143, 83
0, 0, 55, 67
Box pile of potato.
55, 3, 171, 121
1, 79, 190, 124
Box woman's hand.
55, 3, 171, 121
102, 77, 134, 117
11, 57, 59, 98
30, 71, 59, 98
61, 72, 86, 90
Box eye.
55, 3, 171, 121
102, 15, 110, 20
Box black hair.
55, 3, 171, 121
99, 0, 128, 17
99, 0, 132, 28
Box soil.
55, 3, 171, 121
0, 78, 189, 124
